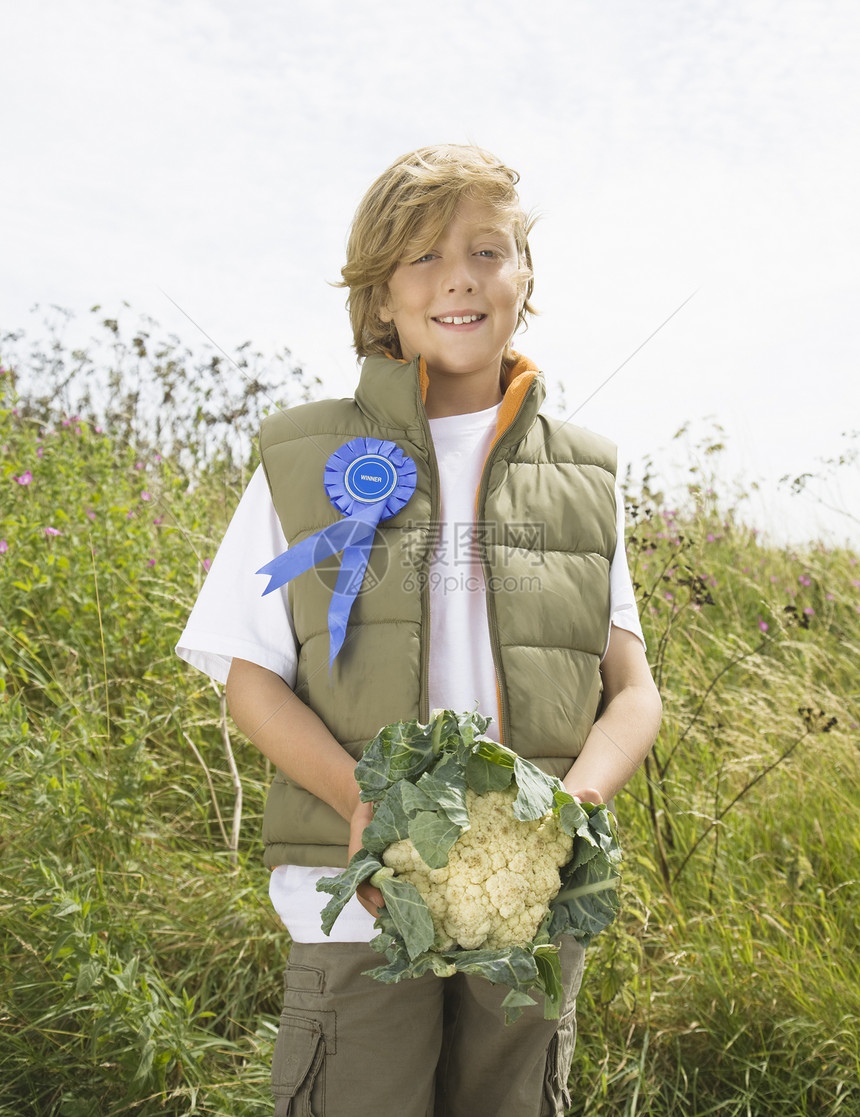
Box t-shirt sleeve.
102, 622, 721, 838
175, 465, 299, 687
608, 485, 646, 650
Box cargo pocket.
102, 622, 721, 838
541, 1004, 578, 1117
272, 1011, 325, 1117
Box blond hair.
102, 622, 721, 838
339, 144, 537, 360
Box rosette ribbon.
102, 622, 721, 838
257, 437, 417, 668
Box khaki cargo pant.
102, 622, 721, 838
271, 937, 586, 1117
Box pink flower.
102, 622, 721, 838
0, 539, 8, 554
135, 462, 144, 471
37, 446, 44, 459
202, 558, 212, 571
153, 517, 163, 525
826, 594, 834, 601
758, 618, 768, 632
44, 526, 62, 537
147, 558, 156, 567
799, 575, 811, 586
803, 607, 814, 616
14, 471, 32, 485
141, 491, 151, 502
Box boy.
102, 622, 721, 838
177, 144, 661, 1117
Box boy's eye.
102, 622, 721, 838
476, 249, 497, 258
413, 253, 436, 264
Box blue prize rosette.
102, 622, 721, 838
257, 437, 417, 667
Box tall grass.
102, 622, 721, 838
1, 310, 858, 1115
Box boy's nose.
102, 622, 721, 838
443, 254, 477, 293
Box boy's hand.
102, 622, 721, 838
349, 799, 386, 915
571, 788, 602, 806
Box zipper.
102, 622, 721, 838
418, 393, 441, 725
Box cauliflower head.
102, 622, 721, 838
382, 785, 574, 951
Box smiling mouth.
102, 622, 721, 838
432, 313, 486, 325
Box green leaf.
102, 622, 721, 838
534, 945, 564, 1020
546, 853, 621, 945
512, 756, 558, 820
500, 988, 539, 1023
361, 784, 415, 853
375, 873, 435, 961
465, 750, 514, 793
317, 849, 383, 934
558, 797, 590, 837
416, 750, 470, 827
75, 960, 100, 997
408, 810, 462, 869
355, 719, 438, 800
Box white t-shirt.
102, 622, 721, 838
177, 403, 644, 942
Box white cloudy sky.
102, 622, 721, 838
3, 0, 859, 545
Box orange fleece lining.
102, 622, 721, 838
493, 351, 539, 445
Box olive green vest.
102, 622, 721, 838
258, 353, 617, 867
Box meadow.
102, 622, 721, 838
1, 310, 858, 1116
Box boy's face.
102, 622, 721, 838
379, 198, 523, 400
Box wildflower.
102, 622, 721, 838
153, 517, 163, 525
826, 594, 834, 601
202, 558, 212, 571
147, 558, 156, 567
44, 526, 62, 537
758, 618, 769, 632
799, 575, 811, 587
14, 471, 33, 485
141, 491, 151, 502
0, 539, 8, 554
135, 462, 144, 471
803, 607, 814, 616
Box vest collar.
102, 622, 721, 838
354, 352, 546, 444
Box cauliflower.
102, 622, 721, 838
383, 786, 574, 950
317, 710, 622, 1023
